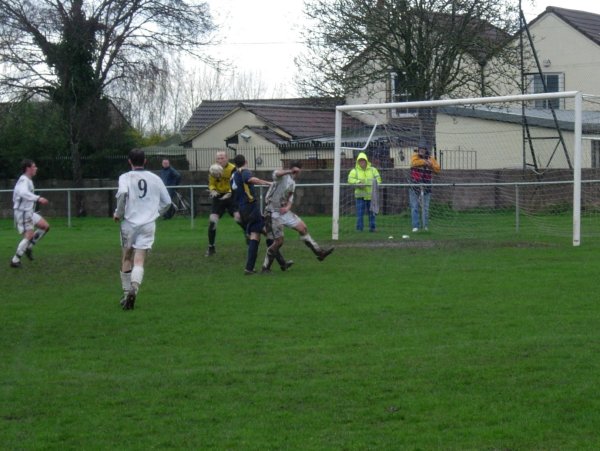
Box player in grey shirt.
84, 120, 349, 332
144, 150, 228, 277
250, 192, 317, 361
261, 160, 334, 272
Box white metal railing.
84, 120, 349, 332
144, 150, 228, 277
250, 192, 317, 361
3, 180, 599, 236
0, 185, 206, 228
0, 183, 334, 228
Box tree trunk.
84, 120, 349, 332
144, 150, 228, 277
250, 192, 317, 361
70, 140, 86, 216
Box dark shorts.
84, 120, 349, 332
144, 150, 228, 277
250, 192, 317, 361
239, 203, 264, 235
211, 195, 238, 217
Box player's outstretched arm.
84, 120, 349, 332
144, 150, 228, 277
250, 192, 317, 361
248, 177, 271, 186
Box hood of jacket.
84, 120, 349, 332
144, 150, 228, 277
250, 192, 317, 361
355, 152, 371, 169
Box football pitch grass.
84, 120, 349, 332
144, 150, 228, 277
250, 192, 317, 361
2, 215, 600, 449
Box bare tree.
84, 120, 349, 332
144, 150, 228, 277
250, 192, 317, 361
297, 0, 521, 145
0, 0, 216, 213
229, 70, 269, 100
113, 60, 290, 138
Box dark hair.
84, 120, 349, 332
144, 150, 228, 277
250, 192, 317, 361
21, 159, 35, 173
233, 154, 246, 168
288, 160, 302, 170
128, 148, 145, 166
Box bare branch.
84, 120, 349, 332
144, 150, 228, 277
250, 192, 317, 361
0, 0, 218, 99
297, 0, 520, 100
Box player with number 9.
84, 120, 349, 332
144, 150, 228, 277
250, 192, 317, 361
113, 148, 172, 310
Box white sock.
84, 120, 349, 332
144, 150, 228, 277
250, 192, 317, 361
120, 271, 131, 294
131, 265, 144, 293
301, 234, 321, 251
14, 238, 29, 260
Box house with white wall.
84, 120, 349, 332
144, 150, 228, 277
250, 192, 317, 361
172, 7, 600, 172
341, 7, 600, 171
438, 7, 600, 170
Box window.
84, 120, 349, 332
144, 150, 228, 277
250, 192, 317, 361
526, 72, 565, 109
390, 71, 417, 118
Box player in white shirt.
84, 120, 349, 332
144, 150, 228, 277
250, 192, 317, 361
113, 149, 172, 310
10, 159, 50, 268
261, 160, 334, 272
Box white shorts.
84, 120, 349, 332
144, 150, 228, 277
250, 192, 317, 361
266, 211, 301, 240
273, 211, 301, 229
120, 221, 156, 250
14, 210, 42, 235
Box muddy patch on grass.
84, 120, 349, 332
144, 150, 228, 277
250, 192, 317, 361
336, 239, 554, 249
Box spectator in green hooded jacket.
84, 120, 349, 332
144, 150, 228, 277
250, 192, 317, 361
347, 152, 382, 232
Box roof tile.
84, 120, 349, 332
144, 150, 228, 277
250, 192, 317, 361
541, 7, 600, 47
180, 97, 343, 140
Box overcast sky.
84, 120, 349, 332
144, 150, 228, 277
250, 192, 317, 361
204, 0, 600, 97
204, 0, 306, 96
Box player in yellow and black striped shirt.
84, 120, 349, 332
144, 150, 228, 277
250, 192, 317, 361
205, 151, 243, 256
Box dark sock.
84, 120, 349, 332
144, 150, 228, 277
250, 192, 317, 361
266, 239, 286, 267
246, 239, 259, 271
275, 252, 286, 267
303, 240, 319, 256
208, 223, 216, 246
31, 228, 48, 245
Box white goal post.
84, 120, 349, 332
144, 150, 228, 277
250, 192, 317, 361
332, 91, 587, 245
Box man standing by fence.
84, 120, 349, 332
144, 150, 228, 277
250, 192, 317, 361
347, 152, 382, 232
159, 159, 181, 219
410, 140, 441, 232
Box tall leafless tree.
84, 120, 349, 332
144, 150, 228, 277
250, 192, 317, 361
297, 0, 522, 146
0, 0, 216, 214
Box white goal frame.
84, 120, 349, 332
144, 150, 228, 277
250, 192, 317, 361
332, 91, 584, 245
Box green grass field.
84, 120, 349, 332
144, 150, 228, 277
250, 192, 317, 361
2, 215, 600, 449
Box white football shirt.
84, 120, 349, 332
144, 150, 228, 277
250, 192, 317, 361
264, 171, 295, 214
116, 169, 171, 227
13, 174, 39, 212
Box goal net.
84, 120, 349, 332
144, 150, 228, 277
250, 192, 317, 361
333, 92, 600, 246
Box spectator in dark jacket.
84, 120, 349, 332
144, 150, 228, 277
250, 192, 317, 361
159, 159, 181, 219
159, 159, 181, 198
